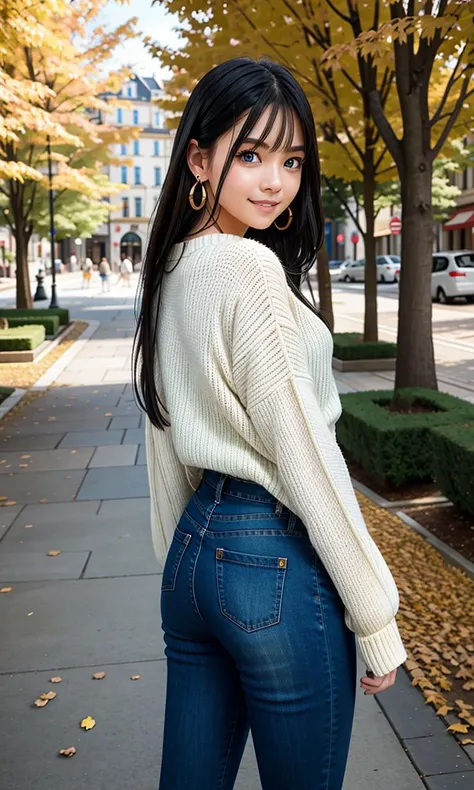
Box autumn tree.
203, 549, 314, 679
149, 0, 400, 342
322, 0, 474, 390
0, 0, 138, 307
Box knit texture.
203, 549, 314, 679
145, 233, 407, 675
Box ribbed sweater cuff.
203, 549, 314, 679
357, 619, 407, 676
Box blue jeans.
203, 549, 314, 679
159, 470, 357, 790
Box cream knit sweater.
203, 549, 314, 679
145, 233, 407, 676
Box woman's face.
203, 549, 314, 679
187, 106, 305, 236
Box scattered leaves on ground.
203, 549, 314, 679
80, 716, 96, 731
0, 321, 88, 390
359, 494, 474, 738
59, 747, 76, 758
34, 691, 57, 707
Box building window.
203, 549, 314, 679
133, 109, 139, 125
134, 166, 141, 185
155, 167, 162, 187
120, 144, 126, 155
135, 197, 142, 218
117, 108, 123, 124
134, 140, 140, 156
121, 166, 127, 184
122, 197, 129, 218
154, 140, 160, 157
127, 86, 132, 97
155, 111, 161, 127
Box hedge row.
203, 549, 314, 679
430, 424, 474, 517
0, 307, 69, 326
0, 325, 46, 351
5, 315, 60, 335
333, 333, 397, 361
336, 388, 474, 487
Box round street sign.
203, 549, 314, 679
336, 233, 344, 243
351, 232, 360, 244
389, 216, 402, 235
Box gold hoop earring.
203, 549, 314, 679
274, 206, 293, 231
189, 175, 207, 210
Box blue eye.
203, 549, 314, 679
236, 150, 259, 164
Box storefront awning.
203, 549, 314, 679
443, 205, 474, 231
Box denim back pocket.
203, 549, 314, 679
216, 548, 287, 632
162, 527, 192, 592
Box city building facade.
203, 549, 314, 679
87, 74, 173, 269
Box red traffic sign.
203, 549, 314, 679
389, 216, 402, 235
350, 232, 359, 244
336, 233, 344, 243
115, 225, 121, 232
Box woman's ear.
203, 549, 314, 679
187, 138, 209, 182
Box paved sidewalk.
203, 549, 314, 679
0, 285, 446, 789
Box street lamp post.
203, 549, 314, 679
47, 136, 59, 309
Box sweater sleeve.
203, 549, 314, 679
145, 417, 202, 567
229, 240, 406, 676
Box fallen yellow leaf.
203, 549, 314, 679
0, 587, 12, 593
436, 705, 453, 716
80, 716, 96, 731
456, 700, 474, 710
50, 677, 62, 684
40, 691, 57, 701
92, 672, 106, 680
461, 738, 474, 745
447, 723, 469, 734
47, 550, 62, 557
34, 698, 49, 708
130, 675, 141, 681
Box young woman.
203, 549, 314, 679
134, 57, 407, 790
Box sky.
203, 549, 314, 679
96, 0, 184, 82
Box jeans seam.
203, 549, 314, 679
316, 564, 336, 790
190, 498, 219, 622
217, 689, 243, 790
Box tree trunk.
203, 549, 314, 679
395, 158, 437, 390
316, 242, 334, 331
14, 222, 33, 309
363, 161, 378, 342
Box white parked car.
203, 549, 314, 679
376, 255, 400, 283
432, 251, 474, 304
338, 256, 400, 283
338, 259, 365, 282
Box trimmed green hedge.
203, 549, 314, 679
0, 325, 45, 351
0, 307, 69, 326
333, 333, 397, 361
431, 424, 474, 516
5, 315, 60, 336
336, 388, 474, 487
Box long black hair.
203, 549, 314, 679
133, 57, 325, 430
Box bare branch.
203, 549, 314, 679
323, 175, 364, 234
432, 74, 473, 159
369, 90, 404, 175
431, 46, 469, 126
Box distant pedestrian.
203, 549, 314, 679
81, 257, 93, 289
118, 253, 133, 288
99, 256, 111, 292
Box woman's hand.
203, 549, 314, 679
360, 668, 397, 695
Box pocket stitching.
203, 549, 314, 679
216, 554, 287, 632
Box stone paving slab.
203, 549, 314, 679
1, 505, 23, 535
122, 427, 145, 445
0, 448, 94, 474
3, 418, 111, 435
0, 434, 67, 452
136, 445, 146, 465
0, 470, 86, 505
376, 665, 447, 739
76, 466, 149, 500
58, 431, 124, 448
424, 774, 474, 789
0, 551, 90, 583
403, 732, 474, 776
102, 370, 131, 384
89, 445, 138, 468
109, 416, 140, 430
0, 576, 163, 673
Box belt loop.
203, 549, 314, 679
287, 512, 297, 533
214, 473, 227, 505
275, 500, 283, 516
